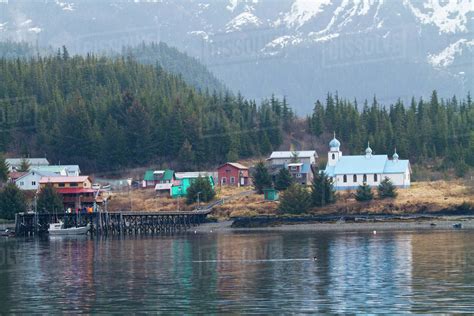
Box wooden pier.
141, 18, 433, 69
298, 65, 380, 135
14, 210, 211, 236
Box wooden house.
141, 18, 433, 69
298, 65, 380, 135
217, 162, 250, 187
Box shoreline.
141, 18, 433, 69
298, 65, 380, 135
196, 216, 474, 232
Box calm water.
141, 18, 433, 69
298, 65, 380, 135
1, 229, 473, 314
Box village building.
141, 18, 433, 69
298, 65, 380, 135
267, 151, 318, 186
171, 172, 216, 198
14, 170, 57, 191
34, 165, 81, 176
323, 134, 411, 190
6, 158, 49, 172
38, 176, 100, 210
217, 162, 250, 187
142, 169, 174, 189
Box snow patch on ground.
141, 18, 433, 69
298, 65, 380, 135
28, 27, 42, 34
188, 30, 209, 41
404, 0, 473, 34
55, 1, 76, 11
225, 11, 262, 32
283, 0, 332, 28
0, 22, 7, 32
428, 39, 474, 67
226, 0, 258, 12
263, 35, 303, 51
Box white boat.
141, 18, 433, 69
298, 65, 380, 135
48, 221, 90, 236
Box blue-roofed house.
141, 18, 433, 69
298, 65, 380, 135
323, 135, 411, 190
267, 150, 317, 186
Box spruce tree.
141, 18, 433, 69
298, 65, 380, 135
355, 182, 374, 202
0, 183, 27, 219
275, 168, 293, 191
278, 183, 311, 214
18, 158, 31, 172
0, 154, 8, 183
252, 161, 272, 194
37, 184, 63, 213
186, 176, 215, 205
377, 177, 398, 199
311, 171, 336, 207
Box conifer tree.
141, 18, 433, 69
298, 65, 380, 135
18, 157, 31, 172
355, 182, 374, 202
278, 183, 311, 214
186, 176, 215, 205
0, 154, 9, 183
252, 161, 272, 194
311, 171, 336, 207
275, 168, 293, 191
377, 177, 398, 199
0, 183, 27, 219
37, 184, 63, 213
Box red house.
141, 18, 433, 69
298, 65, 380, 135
217, 162, 250, 187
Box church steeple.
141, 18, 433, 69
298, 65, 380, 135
393, 148, 399, 161
328, 132, 342, 166
365, 141, 372, 158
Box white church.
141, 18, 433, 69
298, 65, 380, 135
323, 134, 411, 190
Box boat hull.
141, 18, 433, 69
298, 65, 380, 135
49, 224, 90, 236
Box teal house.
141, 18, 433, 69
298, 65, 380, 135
263, 188, 279, 201
171, 172, 216, 198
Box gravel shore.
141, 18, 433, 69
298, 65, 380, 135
194, 216, 474, 233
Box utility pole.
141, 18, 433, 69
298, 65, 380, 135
197, 191, 202, 209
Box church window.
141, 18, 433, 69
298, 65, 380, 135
353, 175, 357, 182
343, 175, 347, 183
374, 174, 378, 182
332, 153, 335, 160
363, 174, 367, 182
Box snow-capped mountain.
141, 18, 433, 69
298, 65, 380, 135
0, 0, 472, 113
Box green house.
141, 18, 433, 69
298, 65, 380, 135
263, 188, 279, 201
171, 172, 215, 198
143, 169, 174, 188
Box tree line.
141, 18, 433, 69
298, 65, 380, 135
0, 47, 293, 172
308, 91, 474, 171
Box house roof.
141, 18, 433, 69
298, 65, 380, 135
15, 170, 58, 182
9, 172, 27, 180
175, 171, 215, 179
33, 165, 80, 174
324, 155, 410, 176
39, 176, 90, 184
56, 188, 95, 194
268, 151, 317, 160
144, 169, 174, 181
6, 158, 49, 166
218, 162, 248, 170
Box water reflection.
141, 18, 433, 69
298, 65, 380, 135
0, 230, 473, 313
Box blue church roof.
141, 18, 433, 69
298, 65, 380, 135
324, 155, 409, 176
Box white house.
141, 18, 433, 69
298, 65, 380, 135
323, 134, 411, 190
267, 151, 318, 166
14, 170, 57, 191
6, 158, 49, 172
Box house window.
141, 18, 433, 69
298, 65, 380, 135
296, 173, 302, 178
374, 174, 378, 182
31, 181, 36, 186
343, 175, 347, 183
70, 183, 78, 187
20, 181, 24, 186
363, 174, 367, 182
59, 183, 65, 187
221, 177, 227, 184
230, 177, 235, 184
290, 166, 297, 171
332, 153, 335, 160
353, 175, 357, 182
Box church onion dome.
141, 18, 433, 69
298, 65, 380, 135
393, 150, 399, 160
365, 142, 372, 155
329, 132, 340, 149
